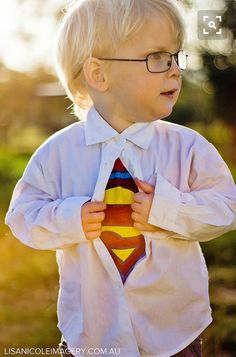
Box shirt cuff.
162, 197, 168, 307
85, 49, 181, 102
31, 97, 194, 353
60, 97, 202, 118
148, 174, 180, 231
56, 196, 91, 242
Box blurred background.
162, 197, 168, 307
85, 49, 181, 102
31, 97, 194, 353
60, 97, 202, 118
0, 0, 235, 356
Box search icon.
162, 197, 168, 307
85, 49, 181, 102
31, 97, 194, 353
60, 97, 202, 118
208, 21, 217, 29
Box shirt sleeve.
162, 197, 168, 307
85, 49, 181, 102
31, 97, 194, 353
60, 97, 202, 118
148, 142, 236, 241
5, 154, 90, 250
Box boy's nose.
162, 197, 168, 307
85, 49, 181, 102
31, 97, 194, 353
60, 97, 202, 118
168, 57, 182, 77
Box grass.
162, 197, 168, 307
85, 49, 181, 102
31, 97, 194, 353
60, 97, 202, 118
0, 229, 61, 357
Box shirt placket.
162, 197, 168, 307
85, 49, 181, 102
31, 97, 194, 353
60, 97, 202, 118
120, 146, 152, 263
93, 139, 152, 282
92, 138, 141, 355
92, 137, 128, 285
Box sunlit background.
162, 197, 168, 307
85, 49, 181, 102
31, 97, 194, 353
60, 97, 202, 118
0, 0, 233, 72
0, 1, 235, 356
0, 0, 64, 72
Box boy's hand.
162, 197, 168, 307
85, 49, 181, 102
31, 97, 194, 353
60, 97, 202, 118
131, 178, 159, 232
81, 201, 106, 240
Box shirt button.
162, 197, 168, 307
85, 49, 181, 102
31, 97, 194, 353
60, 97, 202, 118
119, 138, 126, 147
118, 285, 124, 294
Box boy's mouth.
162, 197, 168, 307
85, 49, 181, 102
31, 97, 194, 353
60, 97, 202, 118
160, 88, 178, 96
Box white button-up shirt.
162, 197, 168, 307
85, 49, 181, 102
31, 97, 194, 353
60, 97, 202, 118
5, 106, 236, 357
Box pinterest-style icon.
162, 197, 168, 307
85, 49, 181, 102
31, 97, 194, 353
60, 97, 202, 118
198, 10, 227, 40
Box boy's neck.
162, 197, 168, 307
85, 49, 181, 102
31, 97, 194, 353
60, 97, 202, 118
93, 103, 133, 134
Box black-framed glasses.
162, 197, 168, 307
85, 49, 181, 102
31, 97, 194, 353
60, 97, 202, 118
98, 50, 188, 73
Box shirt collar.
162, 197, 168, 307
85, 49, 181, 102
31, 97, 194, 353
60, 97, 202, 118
84, 106, 155, 150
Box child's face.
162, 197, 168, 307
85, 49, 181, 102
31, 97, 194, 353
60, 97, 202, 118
105, 14, 182, 129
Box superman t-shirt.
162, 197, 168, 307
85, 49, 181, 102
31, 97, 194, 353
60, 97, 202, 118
100, 158, 146, 283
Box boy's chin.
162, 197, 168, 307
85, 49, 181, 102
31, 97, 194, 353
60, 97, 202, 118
131, 107, 174, 123
153, 107, 174, 121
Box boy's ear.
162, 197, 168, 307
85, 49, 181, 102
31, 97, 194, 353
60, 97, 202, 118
83, 57, 109, 92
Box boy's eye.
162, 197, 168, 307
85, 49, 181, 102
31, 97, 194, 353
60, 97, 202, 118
149, 52, 163, 60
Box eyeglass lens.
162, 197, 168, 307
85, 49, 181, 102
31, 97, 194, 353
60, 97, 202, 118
147, 51, 187, 73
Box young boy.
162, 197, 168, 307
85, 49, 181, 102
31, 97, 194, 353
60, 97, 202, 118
5, 0, 236, 356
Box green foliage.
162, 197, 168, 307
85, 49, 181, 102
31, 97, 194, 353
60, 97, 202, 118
168, 75, 214, 126
189, 120, 233, 146
0, 149, 30, 183
201, 230, 236, 267
0, 148, 30, 213
200, 0, 236, 129
202, 52, 236, 125
203, 264, 236, 356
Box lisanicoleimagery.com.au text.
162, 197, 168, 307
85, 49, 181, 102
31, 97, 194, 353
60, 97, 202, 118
3, 347, 121, 355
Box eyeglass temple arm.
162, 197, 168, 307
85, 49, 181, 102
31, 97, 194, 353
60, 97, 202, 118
73, 58, 146, 79
97, 58, 147, 62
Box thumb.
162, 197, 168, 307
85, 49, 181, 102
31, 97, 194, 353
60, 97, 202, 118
134, 178, 154, 194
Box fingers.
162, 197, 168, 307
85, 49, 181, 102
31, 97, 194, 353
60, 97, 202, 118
133, 192, 145, 203
85, 211, 105, 223
86, 230, 102, 240
132, 211, 158, 232
86, 222, 102, 231
82, 201, 106, 223
133, 222, 160, 232
131, 202, 142, 213
133, 191, 154, 205
134, 178, 154, 194
82, 220, 104, 240
82, 201, 107, 240
133, 222, 146, 231
83, 221, 103, 240
131, 211, 144, 224
84, 201, 106, 213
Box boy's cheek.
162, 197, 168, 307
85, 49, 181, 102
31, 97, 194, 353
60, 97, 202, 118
178, 77, 183, 91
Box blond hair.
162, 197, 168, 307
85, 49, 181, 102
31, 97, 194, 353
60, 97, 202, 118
56, 0, 186, 113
